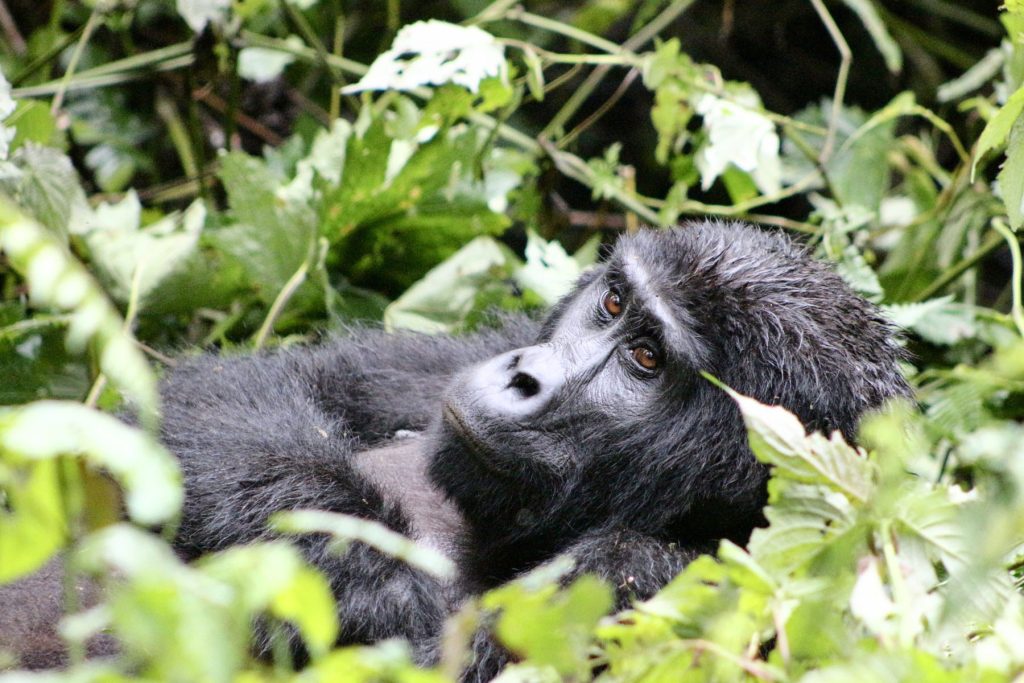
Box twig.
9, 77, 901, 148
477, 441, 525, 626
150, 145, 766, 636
193, 87, 285, 146
52, 6, 103, 114
467, 0, 519, 24
559, 68, 639, 148
86, 259, 145, 408
682, 639, 778, 680
807, 0, 851, 163
136, 341, 177, 367
0, 0, 26, 55
522, 0, 694, 138
992, 218, 1024, 337
0, 314, 72, 340
253, 255, 313, 350
912, 230, 1004, 302
504, 7, 624, 54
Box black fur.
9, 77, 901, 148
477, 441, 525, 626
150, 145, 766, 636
0, 221, 910, 676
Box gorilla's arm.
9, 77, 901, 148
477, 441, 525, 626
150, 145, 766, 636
160, 318, 537, 553
157, 319, 537, 660
306, 319, 540, 444
561, 530, 713, 608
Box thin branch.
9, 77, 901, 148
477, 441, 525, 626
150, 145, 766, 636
559, 68, 639, 148
51, 6, 103, 114
808, 0, 851, 163
992, 218, 1024, 337
912, 230, 1004, 302
0, 0, 26, 55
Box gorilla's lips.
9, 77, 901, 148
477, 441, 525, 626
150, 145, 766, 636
441, 402, 508, 476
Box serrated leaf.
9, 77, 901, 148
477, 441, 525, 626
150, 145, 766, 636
747, 481, 857, 575
212, 152, 317, 306
723, 388, 874, 503
0, 142, 87, 238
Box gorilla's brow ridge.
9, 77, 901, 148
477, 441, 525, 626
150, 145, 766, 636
616, 253, 709, 369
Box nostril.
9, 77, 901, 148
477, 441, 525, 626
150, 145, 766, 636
508, 372, 541, 398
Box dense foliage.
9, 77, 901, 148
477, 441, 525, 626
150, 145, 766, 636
1, 0, 1023, 681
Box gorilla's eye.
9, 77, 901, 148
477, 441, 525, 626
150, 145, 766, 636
631, 345, 659, 371
602, 290, 623, 317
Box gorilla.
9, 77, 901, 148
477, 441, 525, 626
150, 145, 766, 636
0, 221, 910, 678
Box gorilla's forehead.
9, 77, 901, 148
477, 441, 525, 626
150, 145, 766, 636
608, 240, 710, 368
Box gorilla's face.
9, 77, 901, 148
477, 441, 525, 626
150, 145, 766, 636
442, 264, 682, 473
429, 224, 908, 555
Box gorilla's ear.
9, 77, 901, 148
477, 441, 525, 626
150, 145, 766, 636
536, 266, 606, 342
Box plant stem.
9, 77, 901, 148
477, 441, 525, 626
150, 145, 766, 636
808, 0, 851, 163
51, 5, 102, 114
993, 218, 1024, 337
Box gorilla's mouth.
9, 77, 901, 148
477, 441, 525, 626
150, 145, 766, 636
441, 403, 507, 476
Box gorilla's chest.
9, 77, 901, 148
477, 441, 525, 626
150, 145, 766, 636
352, 436, 465, 560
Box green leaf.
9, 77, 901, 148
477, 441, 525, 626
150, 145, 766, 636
383, 236, 519, 333
211, 152, 318, 306
5, 100, 60, 153
515, 231, 598, 306
0, 142, 87, 238
1, 401, 182, 526
719, 386, 875, 503
487, 574, 613, 677
74, 192, 205, 308
998, 115, 1024, 228
339, 199, 509, 296
747, 480, 858, 576
79, 524, 249, 681
201, 542, 339, 657
973, 84, 1024, 181
0, 457, 65, 582
271, 566, 339, 656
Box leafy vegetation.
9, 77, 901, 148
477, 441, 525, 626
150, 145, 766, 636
1, 0, 1024, 681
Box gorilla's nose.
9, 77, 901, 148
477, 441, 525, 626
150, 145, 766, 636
508, 370, 541, 398
472, 346, 564, 417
